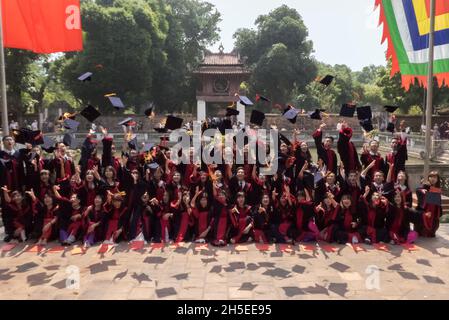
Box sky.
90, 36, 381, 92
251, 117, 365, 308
206, 0, 387, 71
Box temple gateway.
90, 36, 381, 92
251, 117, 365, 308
193, 45, 251, 124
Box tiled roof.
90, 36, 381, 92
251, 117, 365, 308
202, 53, 243, 66
193, 66, 251, 75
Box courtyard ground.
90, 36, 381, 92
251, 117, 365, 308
0, 225, 448, 300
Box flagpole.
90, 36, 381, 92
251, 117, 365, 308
423, 0, 436, 178
0, 1, 9, 136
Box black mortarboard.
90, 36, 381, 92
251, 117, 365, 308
319, 75, 334, 86
255, 94, 271, 103
12, 129, 44, 146
29, 130, 44, 146
282, 106, 300, 124
78, 72, 92, 82
108, 96, 125, 109
279, 133, 292, 146
128, 136, 138, 150
118, 117, 135, 127
42, 136, 56, 153
425, 191, 442, 206
226, 108, 240, 117
250, 110, 265, 126
80, 105, 101, 123
144, 107, 154, 117
309, 109, 324, 120
360, 119, 374, 132
340, 103, 356, 118
357, 106, 372, 120
63, 118, 80, 131
238, 96, 254, 107
63, 133, 77, 148
11, 129, 29, 144
387, 122, 395, 133
384, 105, 399, 113
165, 115, 183, 131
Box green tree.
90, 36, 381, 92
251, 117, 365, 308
4, 49, 39, 120
233, 5, 317, 105
62, 0, 170, 113
151, 0, 221, 113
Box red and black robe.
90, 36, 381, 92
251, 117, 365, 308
313, 129, 338, 174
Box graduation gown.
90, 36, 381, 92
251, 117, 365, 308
313, 129, 338, 174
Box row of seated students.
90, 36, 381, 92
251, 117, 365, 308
0, 121, 442, 247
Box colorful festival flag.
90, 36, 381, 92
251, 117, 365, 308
375, 0, 449, 89
1, 0, 83, 53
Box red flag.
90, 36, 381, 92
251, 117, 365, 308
1, 0, 83, 53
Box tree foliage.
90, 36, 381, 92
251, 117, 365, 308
233, 5, 317, 105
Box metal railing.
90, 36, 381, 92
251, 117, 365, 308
377, 132, 449, 160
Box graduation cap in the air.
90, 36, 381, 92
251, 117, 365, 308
360, 119, 374, 133
118, 117, 135, 127
250, 110, 265, 126
255, 94, 271, 103
11, 128, 43, 145
78, 72, 92, 82
340, 103, 356, 118
42, 136, 56, 153
80, 105, 101, 123
357, 106, 372, 121
387, 122, 396, 133
309, 109, 325, 120
108, 96, 125, 109
11, 128, 29, 145
318, 75, 334, 86
237, 95, 253, 107
63, 133, 77, 149
165, 115, 183, 131
282, 105, 300, 124
63, 118, 80, 131
384, 105, 399, 113
29, 130, 44, 146
226, 107, 240, 117
279, 132, 292, 146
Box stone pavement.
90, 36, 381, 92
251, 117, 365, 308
0, 225, 448, 300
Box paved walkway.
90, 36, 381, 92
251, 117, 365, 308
0, 226, 448, 300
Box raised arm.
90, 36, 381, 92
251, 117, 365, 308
190, 187, 202, 208
386, 162, 394, 183
360, 160, 376, 179
312, 123, 326, 153
1, 186, 11, 203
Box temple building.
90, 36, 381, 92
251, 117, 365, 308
193, 45, 251, 123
